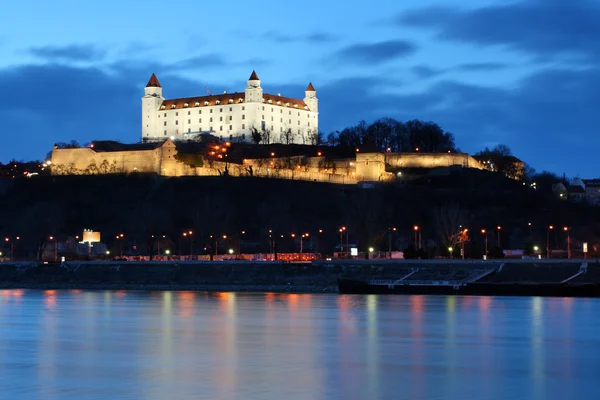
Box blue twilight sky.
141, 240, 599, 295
1, 0, 599, 177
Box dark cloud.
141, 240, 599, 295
398, 1, 600, 62
412, 65, 443, 79
29, 45, 106, 62
334, 40, 417, 65
456, 62, 507, 71
261, 31, 337, 44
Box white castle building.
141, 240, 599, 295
142, 71, 319, 144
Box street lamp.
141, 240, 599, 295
481, 229, 488, 258
564, 226, 571, 259
115, 234, 125, 258
448, 246, 453, 258
413, 226, 421, 249
496, 226, 502, 248
300, 233, 309, 261
547, 225, 554, 259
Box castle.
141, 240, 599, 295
142, 71, 319, 144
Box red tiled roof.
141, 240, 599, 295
249, 70, 260, 80
146, 73, 161, 88
160, 92, 309, 110
306, 82, 316, 91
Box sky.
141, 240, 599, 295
1, 0, 599, 177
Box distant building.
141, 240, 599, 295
142, 71, 319, 144
582, 179, 600, 205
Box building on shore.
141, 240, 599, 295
142, 71, 319, 144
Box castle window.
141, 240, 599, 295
268, 100, 272, 104
175, 120, 179, 125
220, 117, 223, 122
271, 116, 274, 121
228, 99, 233, 104
161, 106, 165, 110
216, 101, 220, 105
238, 98, 243, 103
220, 126, 223, 131
188, 119, 191, 124
242, 115, 245, 120
199, 110, 202, 114
184, 103, 189, 108
242, 124, 245, 129
280, 118, 283, 122
298, 112, 300, 116
304, 106, 308, 110
229, 116, 232, 121
229, 107, 232, 112
188, 128, 191, 132
262, 115, 264, 120
262, 106, 265, 111
171, 105, 176, 109
298, 121, 300, 125
199, 118, 202, 123
280, 110, 283, 113
271, 108, 273, 112
277, 101, 281, 105
229, 125, 232, 131
289, 111, 291, 115
308, 122, 310, 127
285, 103, 290, 107
204, 101, 209, 106
289, 119, 291, 124
294, 104, 298, 108
164, 121, 167, 126
220, 108, 223, 112
176, 112, 179, 116
242, 106, 245, 110
242, 134, 246, 140
195, 102, 200, 107
164, 131, 167, 135
210, 117, 213, 122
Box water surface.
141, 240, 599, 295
1, 290, 599, 400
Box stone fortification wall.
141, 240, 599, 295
385, 153, 484, 170
51, 147, 164, 175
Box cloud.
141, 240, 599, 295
334, 40, 417, 65
412, 65, 443, 79
397, 1, 600, 63
456, 62, 508, 71
29, 44, 106, 62
261, 31, 337, 43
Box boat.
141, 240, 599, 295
337, 278, 600, 298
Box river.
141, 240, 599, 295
0, 290, 599, 400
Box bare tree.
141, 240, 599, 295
434, 202, 469, 249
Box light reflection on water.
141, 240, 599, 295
0, 290, 599, 400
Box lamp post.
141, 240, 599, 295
300, 233, 309, 261
339, 228, 344, 259
388, 227, 396, 256
496, 226, 502, 248
481, 229, 488, 258
528, 222, 532, 241
448, 246, 453, 259
547, 225, 554, 259
115, 233, 124, 258
188, 230, 193, 257
413, 225, 421, 249
564, 226, 571, 259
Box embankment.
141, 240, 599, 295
0, 259, 598, 293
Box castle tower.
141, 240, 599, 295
245, 70, 263, 103
142, 73, 164, 142
304, 82, 318, 112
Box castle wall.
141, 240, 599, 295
385, 153, 484, 170
355, 153, 386, 181
51, 148, 163, 175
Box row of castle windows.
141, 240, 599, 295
159, 108, 314, 118
164, 117, 310, 127
160, 100, 309, 110
160, 123, 308, 136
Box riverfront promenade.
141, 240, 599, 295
0, 258, 597, 293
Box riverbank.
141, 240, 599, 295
0, 259, 596, 294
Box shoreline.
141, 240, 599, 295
0, 282, 338, 293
